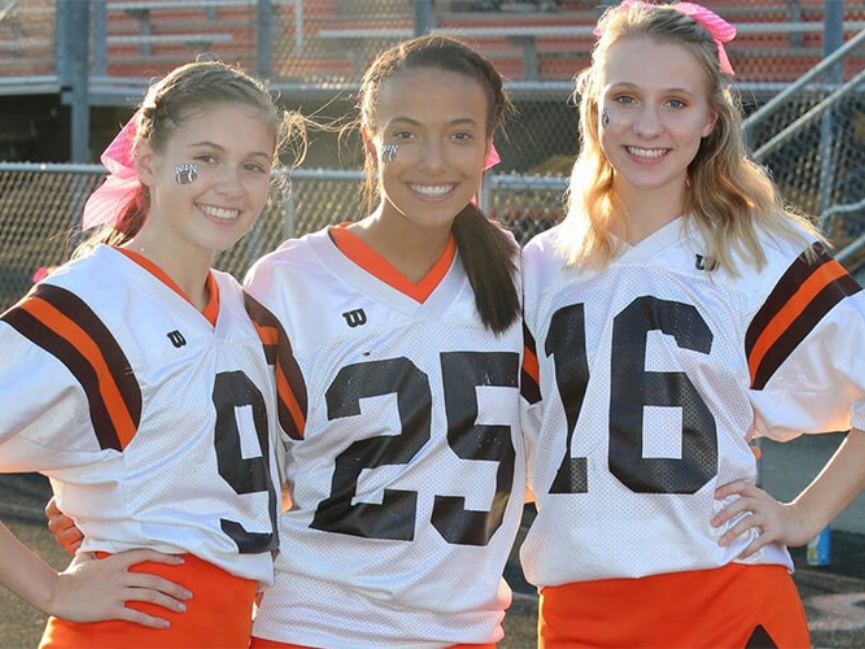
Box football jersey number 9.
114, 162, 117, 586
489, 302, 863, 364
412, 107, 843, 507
213, 370, 279, 553
546, 296, 718, 495
311, 351, 519, 546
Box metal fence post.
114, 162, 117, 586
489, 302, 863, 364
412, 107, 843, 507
414, 0, 436, 35
91, 0, 107, 76
819, 0, 844, 226
293, 0, 304, 53
282, 177, 296, 240
57, 0, 90, 164
257, 0, 273, 79
479, 176, 493, 216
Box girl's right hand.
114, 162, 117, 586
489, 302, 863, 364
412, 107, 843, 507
44, 496, 83, 555
51, 550, 193, 628
44, 497, 193, 627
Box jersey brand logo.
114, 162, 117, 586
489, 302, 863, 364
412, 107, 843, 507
342, 309, 367, 328
695, 254, 719, 272
167, 330, 187, 348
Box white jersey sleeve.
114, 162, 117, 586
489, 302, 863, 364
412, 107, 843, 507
519, 218, 865, 589
244, 229, 526, 648
0, 245, 281, 584
743, 239, 865, 437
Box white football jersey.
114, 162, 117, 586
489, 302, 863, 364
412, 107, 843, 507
244, 227, 526, 648
0, 245, 280, 584
520, 218, 865, 588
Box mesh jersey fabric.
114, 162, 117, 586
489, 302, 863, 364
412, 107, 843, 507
520, 217, 865, 588
244, 228, 527, 648
0, 244, 281, 584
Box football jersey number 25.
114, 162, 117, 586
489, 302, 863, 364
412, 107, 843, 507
311, 351, 519, 547
547, 296, 719, 495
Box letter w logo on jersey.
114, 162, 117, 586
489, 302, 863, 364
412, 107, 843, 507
695, 254, 719, 272
342, 309, 367, 328
166, 330, 187, 348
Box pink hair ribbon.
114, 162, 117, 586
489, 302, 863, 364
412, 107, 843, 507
673, 2, 737, 75
484, 143, 501, 172
32, 265, 59, 283
81, 111, 141, 230
597, 1, 737, 75
472, 143, 501, 206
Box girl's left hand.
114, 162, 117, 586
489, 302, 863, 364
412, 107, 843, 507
45, 497, 83, 556
712, 481, 815, 558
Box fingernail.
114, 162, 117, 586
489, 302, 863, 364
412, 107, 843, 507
177, 602, 187, 611
158, 620, 170, 629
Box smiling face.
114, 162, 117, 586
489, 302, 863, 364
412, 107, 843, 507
365, 67, 491, 238
599, 36, 717, 210
134, 101, 275, 261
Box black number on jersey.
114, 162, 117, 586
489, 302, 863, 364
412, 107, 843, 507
546, 296, 718, 495
212, 370, 279, 553
311, 352, 519, 546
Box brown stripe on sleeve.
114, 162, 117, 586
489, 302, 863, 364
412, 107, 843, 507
745, 243, 831, 355
244, 293, 307, 440
1, 285, 141, 450
521, 321, 542, 404
746, 244, 862, 390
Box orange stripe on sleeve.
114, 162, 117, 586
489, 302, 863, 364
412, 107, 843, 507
747, 259, 847, 384
23, 297, 138, 449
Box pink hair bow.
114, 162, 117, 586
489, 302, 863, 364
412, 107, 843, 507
598, 1, 737, 75
673, 2, 737, 75
81, 111, 141, 230
484, 144, 501, 171
471, 143, 501, 206
32, 264, 60, 283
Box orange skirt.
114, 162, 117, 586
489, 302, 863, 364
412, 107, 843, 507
251, 638, 496, 649
39, 553, 257, 648
539, 563, 810, 649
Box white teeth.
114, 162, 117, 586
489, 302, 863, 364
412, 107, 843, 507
627, 146, 667, 159
409, 184, 454, 197
200, 205, 239, 220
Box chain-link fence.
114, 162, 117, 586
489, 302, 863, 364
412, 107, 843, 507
0, 163, 568, 310
1, 2, 864, 305
742, 25, 865, 259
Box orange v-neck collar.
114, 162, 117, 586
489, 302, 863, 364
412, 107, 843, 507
329, 224, 456, 303
116, 247, 220, 326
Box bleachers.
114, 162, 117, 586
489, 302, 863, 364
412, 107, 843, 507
0, 1, 863, 89
0, 1, 55, 77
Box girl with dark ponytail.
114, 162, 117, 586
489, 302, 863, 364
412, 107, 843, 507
353, 33, 520, 333
244, 34, 527, 648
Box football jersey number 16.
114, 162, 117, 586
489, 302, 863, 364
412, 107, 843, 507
547, 296, 719, 496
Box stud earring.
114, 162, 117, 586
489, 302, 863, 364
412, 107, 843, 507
382, 144, 398, 165
174, 163, 198, 185
601, 108, 612, 129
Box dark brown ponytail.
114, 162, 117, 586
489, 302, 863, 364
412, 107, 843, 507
453, 202, 520, 334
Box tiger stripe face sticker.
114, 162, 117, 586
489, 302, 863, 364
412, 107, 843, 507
174, 163, 198, 185
602, 107, 612, 128
381, 144, 398, 165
